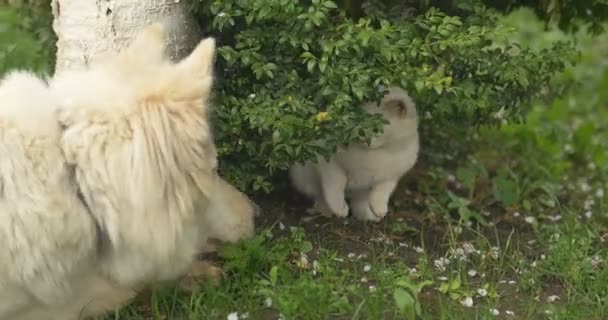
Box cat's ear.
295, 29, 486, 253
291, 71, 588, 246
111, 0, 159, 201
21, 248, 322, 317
384, 98, 408, 117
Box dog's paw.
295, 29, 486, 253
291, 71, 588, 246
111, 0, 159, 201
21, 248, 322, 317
179, 260, 224, 291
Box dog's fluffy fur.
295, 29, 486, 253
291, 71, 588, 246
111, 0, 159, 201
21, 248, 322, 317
289, 87, 419, 221
0, 24, 256, 320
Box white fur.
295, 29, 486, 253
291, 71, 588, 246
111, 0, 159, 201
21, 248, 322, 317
289, 87, 419, 221
0, 23, 256, 320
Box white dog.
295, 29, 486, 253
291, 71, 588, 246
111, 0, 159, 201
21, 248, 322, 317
289, 87, 419, 221
0, 24, 257, 320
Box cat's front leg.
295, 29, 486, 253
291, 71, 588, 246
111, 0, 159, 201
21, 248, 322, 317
317, 162, 349, 218
350, 189, 378, 222
368, 179, 399, 220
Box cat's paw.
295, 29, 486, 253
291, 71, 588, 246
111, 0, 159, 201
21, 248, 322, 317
322, 198, 349, 218
331, 201, 350, 218
352, 202, 384, 222
369, 197, 389, 220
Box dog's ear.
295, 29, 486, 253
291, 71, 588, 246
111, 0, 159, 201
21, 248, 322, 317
170, 37, 216, 100
112, 23, 168, 70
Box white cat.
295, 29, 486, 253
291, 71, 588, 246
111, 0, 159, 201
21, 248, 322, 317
289, 87, 419, 221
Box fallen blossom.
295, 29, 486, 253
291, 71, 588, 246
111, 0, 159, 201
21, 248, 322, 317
264, 297, 273, 307
460, 297, 474, 308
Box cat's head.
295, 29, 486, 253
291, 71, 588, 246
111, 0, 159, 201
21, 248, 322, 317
379, 86, 417, 120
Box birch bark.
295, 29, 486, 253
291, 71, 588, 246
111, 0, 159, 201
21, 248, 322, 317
51, 0, 200, 73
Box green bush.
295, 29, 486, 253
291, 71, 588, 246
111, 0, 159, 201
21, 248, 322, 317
0, 0, 55, 75
188, 0, 577, 192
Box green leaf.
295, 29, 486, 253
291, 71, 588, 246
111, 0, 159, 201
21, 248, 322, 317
300, 241, 313, 253
269, 265, 278, 285
492, 173, 519, 207
393, 288, 416, 319
322, 1, 338, 9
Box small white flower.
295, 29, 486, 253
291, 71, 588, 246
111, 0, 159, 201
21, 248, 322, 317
363, 265, 371, 273
454, 226, 463, 235
524, 216, 536, 224
408, 267, 418, 274
460, 297, 474, 308
264, 297, 273, 307
490, 247, 500, 260
227, 312, 239, 320
513, 212, 521, 217
438, 276, 449, 281
548, 215, 562, 222
506, 310, 515, 316
447, 174, 456, 182
596, 188, 605, 198
399, 242, 408, 247
489, 308, 500, 316
279, 222, 285, 230
499, 280, 507, 284
547, 295, 560, 302
584, 198, 595, 210
360, 277, 368, 283
248, 93, 256, 99
585, 211, 593, 218
477, 288, 487, 297
580, 182, 592, 192
241, 312, 249, 319
590, 255, 603, 268
453, 248, 467, 261
369, 285, 377, 292
434, 257, 450, 272
540, 254, 546, 260
462, 242, 477, 255
531, 261, 538, 267
347, 253, 356, 260
508, 280, 516, 285
468, 269, 477, 277
414, 246, 424, 254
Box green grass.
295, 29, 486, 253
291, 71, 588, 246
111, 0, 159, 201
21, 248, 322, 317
101, 9, 608, 320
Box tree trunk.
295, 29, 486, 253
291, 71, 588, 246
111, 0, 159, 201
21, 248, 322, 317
51, 0, 201, 73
